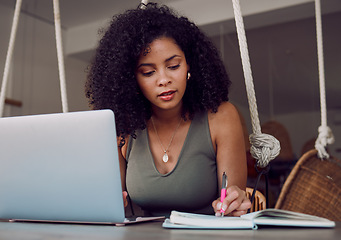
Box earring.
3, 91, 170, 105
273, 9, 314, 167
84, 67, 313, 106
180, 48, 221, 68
187, 72, 191, 80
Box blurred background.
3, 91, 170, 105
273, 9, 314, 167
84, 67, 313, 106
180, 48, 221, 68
1, 0, 340, 206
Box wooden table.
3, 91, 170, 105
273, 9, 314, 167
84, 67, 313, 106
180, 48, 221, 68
0, 220, 340, 240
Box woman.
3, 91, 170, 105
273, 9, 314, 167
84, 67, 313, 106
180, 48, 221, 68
86, 2, 251, 217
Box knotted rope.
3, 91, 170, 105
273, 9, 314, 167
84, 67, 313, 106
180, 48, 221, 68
249, 133, 280, 168
314, 0, 335, 159
0, 0, 22, 117
232, 0, 280, 168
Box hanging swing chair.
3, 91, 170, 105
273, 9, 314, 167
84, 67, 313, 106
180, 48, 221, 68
274, 0, 340, 221
232, 0, 339, 219
275, 149, 341, 221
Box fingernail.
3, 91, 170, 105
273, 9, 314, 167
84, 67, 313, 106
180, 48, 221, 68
221, 204, 227, 212
217, 202, 222, 210
215, 212, 221, 217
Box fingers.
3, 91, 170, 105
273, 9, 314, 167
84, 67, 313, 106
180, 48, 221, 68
239, 198, 252, 211
230, 199, 252, 216
223, 186, 245, 214
213, 186, 251, 216
212, 199, 224, 216
230, 209, 247, 217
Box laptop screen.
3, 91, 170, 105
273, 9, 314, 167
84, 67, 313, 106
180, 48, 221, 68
0, 110, 125, 223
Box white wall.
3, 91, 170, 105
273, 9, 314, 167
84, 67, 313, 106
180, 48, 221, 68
0, 4, 89, 117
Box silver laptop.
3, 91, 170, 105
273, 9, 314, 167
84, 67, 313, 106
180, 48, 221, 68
0, 110, 126, 223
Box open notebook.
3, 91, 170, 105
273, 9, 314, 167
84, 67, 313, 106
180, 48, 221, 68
163, 209, 335, 229
0, 110, 163, 225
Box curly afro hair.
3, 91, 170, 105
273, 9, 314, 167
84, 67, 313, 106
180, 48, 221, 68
86, 2, 231, 138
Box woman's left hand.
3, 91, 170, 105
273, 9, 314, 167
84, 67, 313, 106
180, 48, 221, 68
212, 185, 251, 217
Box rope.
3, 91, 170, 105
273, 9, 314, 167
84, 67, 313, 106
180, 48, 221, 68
231, 0, 280, 168
0, 0, 22, 117
53, 0, 68, 113
314, 0, 334, 159
249, 133, 280, 168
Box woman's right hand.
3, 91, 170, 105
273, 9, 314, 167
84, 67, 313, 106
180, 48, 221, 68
123, 191, 128, 207
212, 185, 251, 217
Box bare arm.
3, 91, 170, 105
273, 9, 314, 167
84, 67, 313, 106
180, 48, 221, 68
117, 136, 129, 207
208, 102, 251, 216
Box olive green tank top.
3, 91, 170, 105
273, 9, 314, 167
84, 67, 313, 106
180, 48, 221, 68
126, 111, 218, 217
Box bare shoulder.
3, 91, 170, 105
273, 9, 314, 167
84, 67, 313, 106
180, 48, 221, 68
208, 102, 244, 144
208, 101, 241, 125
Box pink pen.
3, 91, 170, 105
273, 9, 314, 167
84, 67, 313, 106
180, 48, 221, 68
220, 172, 228, 217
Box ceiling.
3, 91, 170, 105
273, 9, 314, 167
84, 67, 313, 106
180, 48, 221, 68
1, 0, 341, 117
0, 0, 178, 29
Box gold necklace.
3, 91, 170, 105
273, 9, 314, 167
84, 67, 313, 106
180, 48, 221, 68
151, 117, 182, 163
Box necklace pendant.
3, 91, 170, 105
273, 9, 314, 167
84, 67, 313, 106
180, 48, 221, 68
162, 152, 169, 163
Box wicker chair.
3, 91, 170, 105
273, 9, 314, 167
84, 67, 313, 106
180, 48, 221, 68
275, 149, 341, 221
246, 187, 266, 212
